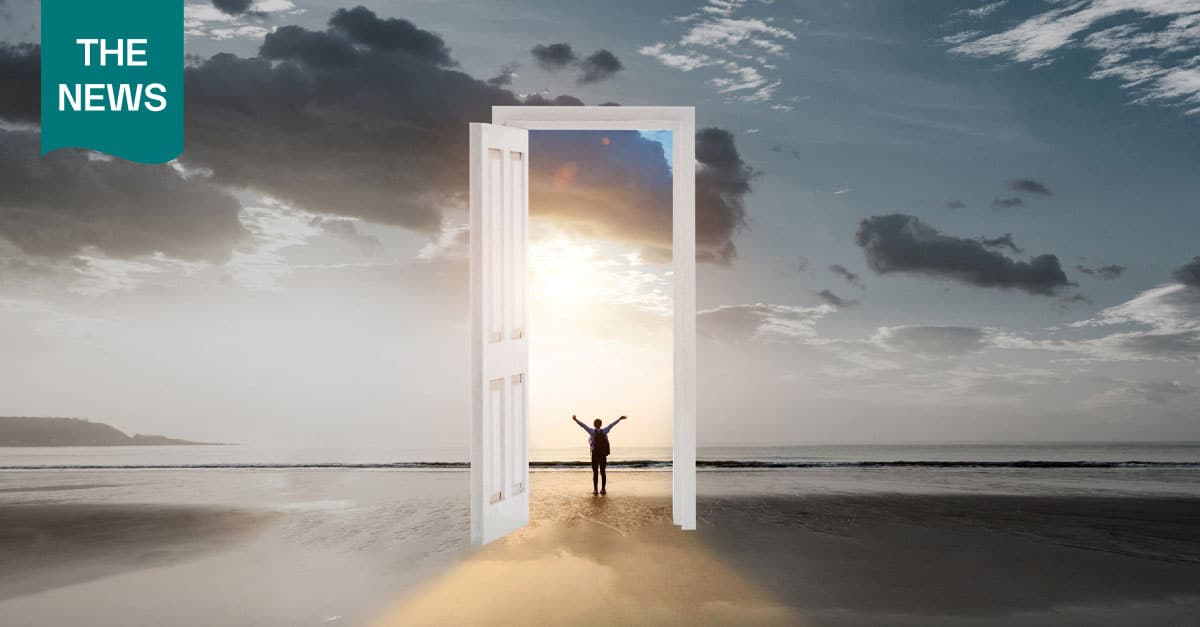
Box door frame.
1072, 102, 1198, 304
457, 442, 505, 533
491, 106, 696, 530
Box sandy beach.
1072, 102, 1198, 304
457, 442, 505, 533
2, 469, 1200, 626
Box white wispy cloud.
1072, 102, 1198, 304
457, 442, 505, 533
184, 1, 301, 41
640, 0, 796, 108
637, 43, 716, 72
698, 302, 834, 343
945, 1, 1200, 115
68, 253, 198, 296
952, 1, 1008, 20
225, 200, 323, 291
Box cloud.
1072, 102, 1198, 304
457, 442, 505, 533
327, 6, 455, 66
952, 1, 1007, 20
993, 196, 1024, 209
309, 216, 381, 255
946, 2, 1200, 116
0, 130, 246, 262
1073, 283, 1199, 331
2, 10, 754, 266
1009, 178, 1052, 195
577, 50, 623, 84
416, 222, 469, 263
532, 43, 623, 84
1076, 263, 1126, 280
872, 325, 990, 356
1065, 283, 1200, 361
815, 289, 857, 308
855, 213, 1073, 296
486, 63, 518, 87
179, 7, 586, 236
187, 2, 298, 40
531, 42, 577, 70
698, 302, 833, 343
212, 0, 255, 16
639, 0, 795, 108
529, 130, 672, 258
530, 128, 750, 264
695, 128, 756, 264
0, 44, 38, 124
637, 42, 715, 72
1098, 379, 1198, 405
827, 263, 863, 287
979, 233, 1022, 254
1172, 256, 1200, 288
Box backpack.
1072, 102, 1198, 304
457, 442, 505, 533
593, 429, 610, 457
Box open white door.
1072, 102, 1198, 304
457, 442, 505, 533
469, 123, 530, 544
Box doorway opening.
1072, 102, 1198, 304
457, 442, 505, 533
470, 107, 695, 544
528, 128, 674, 484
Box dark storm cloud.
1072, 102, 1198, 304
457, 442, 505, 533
530, 130, 671, 258
695, 128, 756, 264
815, 289, 856, 308
212, 0, 255, 16
0, 44, 38, 123
530, 127, 751, 263
531, 43, 577, 70
0, 10, 753, 264
1172, 257, 1200, 288
993, 196, 1024, 209
328, 6, 455, 66
827, 263, 863, 287
1076, 263, 1126, 280
946, 200, 967, 209
577, 50, 623, 84
854, 214, 1073, 296
181, 7, 540, 234
874, 325, 989, 356
1009, 179, 1052, 195
979, 233, 1021, 254
0, 131, 246, 262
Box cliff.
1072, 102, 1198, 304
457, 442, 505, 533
0, 417, 211, 446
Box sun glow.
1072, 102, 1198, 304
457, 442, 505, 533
530, 234, 671, 315
527, 231, 673, 451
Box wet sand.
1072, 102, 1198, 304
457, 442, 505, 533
3, 470, 1200, 625
375, 472, 1200, 626
0, 501, 275, 601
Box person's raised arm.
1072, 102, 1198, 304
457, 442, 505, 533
602, 415, 627, 434
571, 414, 592, 434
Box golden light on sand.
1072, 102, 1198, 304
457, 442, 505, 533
368, 475, 808, 627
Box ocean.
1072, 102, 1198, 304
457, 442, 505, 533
2, 442, 1198, 470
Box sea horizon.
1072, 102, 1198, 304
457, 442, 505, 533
3, 441, 1199, 470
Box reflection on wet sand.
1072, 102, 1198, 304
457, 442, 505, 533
373, 478, 803, 626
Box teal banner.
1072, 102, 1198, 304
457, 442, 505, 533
40, 0, 183, 163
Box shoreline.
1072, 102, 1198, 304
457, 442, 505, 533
1, 469, 1199, 625
4, 459, 1200, 471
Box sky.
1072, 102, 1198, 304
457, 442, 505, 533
1, 0, 1199, 449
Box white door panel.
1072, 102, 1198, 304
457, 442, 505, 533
470, 123, 529, 544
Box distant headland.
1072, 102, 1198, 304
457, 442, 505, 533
0, 417, 223, 446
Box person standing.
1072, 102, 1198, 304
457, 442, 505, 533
571, 414, 627, 495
